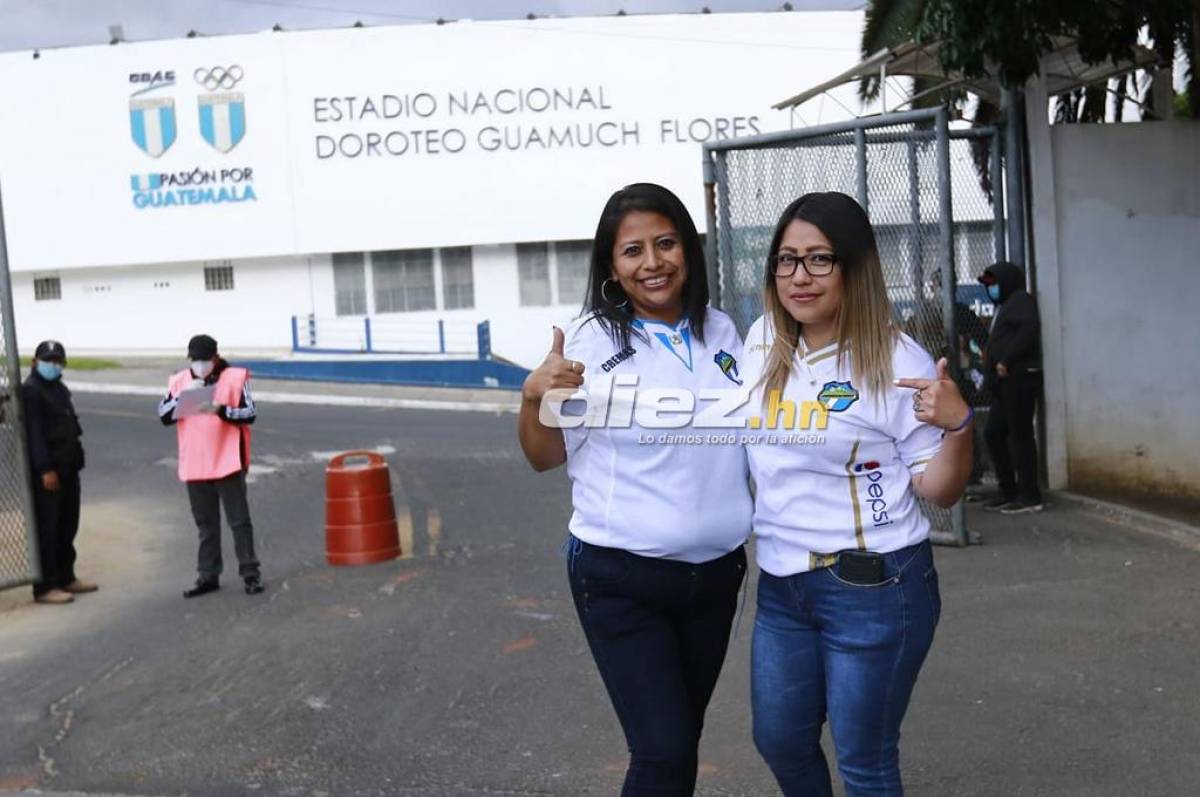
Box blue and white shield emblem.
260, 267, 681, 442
817, 380, 859, 413
198, 93, 246, 153
129, 97, 177, 158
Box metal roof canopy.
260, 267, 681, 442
773, 37, 1161, 112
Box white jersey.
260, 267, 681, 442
739, 315, 943, 576
562, 308, 752, 563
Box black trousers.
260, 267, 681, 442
568, 537, 746, 796
31, 470, 82, 596
186, 471, 260, 580
985, 371, 1043, 503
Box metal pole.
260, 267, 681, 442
854, 127, 869, 212
713, 152, 737, 330
0, 180, 42, 586
935, 108, 968, 547
363, 317, 373, 353
990, 127, 1007, 262
702, 151, 721, 311
1003, 86, 1026, 266
907, 138, 923, 303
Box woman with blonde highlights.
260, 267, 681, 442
739, 192, 973, 796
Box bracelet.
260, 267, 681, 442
947, 406, 974, 434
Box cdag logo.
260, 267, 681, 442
128, 66, 247, 157
129, 70, 177, 157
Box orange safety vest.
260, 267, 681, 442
167, 366, 252, 482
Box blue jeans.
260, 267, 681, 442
751, 539, 941, 797
567, 536, 747, 796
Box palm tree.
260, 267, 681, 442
859, 0, 1001, 202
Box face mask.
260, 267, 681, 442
987, 284, 1001, 302
191, 360, 215, 379
36, 361, 63, 381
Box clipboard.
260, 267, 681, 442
175, 384, 217, 418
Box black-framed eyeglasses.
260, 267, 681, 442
770, 252, 839, 278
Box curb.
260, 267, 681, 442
1052, 490, 1200, 550
66, 381, 519, 414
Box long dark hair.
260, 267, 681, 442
760, 191, 896, 401
581, 182, 709, 348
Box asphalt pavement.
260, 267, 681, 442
1, 391, 1197, 796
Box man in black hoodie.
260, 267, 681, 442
978, 262, 1044, 513
22, 340, 98, 604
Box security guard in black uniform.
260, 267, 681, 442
22, 340, 97, 605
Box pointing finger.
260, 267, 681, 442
935, 357, 950, 381
894, 377, 932, 391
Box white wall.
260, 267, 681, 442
1036, 120, 1200, 511
9, 245, 589, 368
11, 255, 322, 357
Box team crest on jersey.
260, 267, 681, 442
714, 350, 742, 385
818, 380, 859, 412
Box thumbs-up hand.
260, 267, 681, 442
895, 357, 971, 431
522, 327, 586, 403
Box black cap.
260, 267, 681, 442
34, 340, 67, 363
187, 334, 218, 360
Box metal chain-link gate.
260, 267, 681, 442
0, 183, 40, 589
703, 107, 1009, 545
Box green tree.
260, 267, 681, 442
918, 0, 1199, 119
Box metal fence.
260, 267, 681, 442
704, 107, 1009, 545
0, 183, 40, 589
291, 314, 490, 358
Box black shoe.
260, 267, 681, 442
244, 575, 264, 595
1001, 498, 1045, 515
982, 496, 1015, 512
183, 579, 220, 599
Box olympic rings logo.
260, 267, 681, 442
193, 66, 244, 91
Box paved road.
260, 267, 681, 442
1, 393, 1197, 796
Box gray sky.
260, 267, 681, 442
1, 0, 863, 54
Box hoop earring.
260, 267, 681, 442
601, 278, 630, 309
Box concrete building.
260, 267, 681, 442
0, 11, 870, 368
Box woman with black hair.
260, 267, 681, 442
518, 183, 752, 796
740, 193, 973, 796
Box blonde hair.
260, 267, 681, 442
759, 192, 897, 405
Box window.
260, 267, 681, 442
554, 240, 591, 306
517, 242, 551, 306
34, 277, 61, 301
333, 252, 367, 316
204, 264, 235, 291
373, 249, 435, 312
441, 247, 474, 310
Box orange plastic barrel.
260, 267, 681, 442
325, 451, 401, 565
